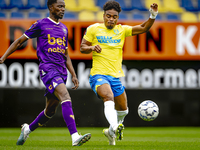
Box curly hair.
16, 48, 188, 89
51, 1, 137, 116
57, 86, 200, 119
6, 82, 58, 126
103, 0, 121, 13
47, 0, 57, 9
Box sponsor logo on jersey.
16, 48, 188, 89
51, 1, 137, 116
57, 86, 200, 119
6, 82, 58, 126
48, 34, 66, 46
48, 47, 65, 54
47, 34, 66, 54
96, 36, 121, 44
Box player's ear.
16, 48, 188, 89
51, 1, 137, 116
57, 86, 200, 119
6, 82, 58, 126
49, 5, 53, 11
103, 13, 107, 21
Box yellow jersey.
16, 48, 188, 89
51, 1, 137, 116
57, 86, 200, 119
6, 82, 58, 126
83, 23, 132, 77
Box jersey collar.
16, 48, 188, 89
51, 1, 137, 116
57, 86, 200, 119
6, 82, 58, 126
47, 17, 60, 25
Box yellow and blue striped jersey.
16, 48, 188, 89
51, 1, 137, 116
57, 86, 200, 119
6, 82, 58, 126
83, 23, 132, 77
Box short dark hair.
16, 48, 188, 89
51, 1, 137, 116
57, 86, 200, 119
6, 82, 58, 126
47, 0, 57, 9
103, 0, 121, 13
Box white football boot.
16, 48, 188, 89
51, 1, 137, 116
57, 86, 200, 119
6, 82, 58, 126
72, 133, 91, 146
103, 128, 116, 145
16, 123, 31, 145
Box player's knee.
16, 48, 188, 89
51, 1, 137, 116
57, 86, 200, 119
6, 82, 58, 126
45, 109, 56, 117
60, 92, 71, 101
122, 106, 128, 111
100, 93, 114, 102
115, 103, 128, 110
45, 105, 58, 117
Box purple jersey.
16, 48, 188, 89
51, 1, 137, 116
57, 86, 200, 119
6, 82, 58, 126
24, 17, 68, 76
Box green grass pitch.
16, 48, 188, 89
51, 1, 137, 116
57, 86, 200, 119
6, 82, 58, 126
0, 127, 200, 150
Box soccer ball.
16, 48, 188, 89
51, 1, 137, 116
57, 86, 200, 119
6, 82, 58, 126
138, 100, 159, 121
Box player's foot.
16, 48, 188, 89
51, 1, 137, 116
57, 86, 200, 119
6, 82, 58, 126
115, 124, 124, 140
72, 133, 91, 146
103, 128, 115, 145
16, 123, 30, 145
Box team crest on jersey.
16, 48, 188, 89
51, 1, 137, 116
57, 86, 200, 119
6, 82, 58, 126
113, 29, 119, 34
63, 28, 67, 34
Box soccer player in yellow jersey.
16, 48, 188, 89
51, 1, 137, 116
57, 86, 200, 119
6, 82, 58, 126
80, 0, 158, 145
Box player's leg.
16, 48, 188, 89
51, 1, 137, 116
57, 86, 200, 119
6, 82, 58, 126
53, 83, 91, 146
16, 96, 59, 145
89, 75, 118, 145
114, 91, 129, 140
97, 83, 119, 134
114, 91, 129, 124
96, 83, 118, 145
53, 83, 78, 136
29, 96, 60, 130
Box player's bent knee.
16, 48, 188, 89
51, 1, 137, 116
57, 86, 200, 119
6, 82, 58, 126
45, 107, 57, 117
59, 92, 71, 102
46, 110, 56, 117
100, 93, 114, 102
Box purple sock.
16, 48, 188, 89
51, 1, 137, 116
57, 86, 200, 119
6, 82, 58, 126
29, 110, 50, 131
61, 101, 78, 135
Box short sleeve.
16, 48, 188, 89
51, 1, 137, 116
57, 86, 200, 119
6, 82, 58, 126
122, 25, 132, 37
24, 21, 41, 39
66, 28, 68, 48
83, 24, 95, 42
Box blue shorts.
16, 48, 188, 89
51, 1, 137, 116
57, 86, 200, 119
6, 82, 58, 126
89, 74, 125, 98
40, 69, 67, 97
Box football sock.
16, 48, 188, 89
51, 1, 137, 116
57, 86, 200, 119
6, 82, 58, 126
29, 110, 51, 131
61, 100, 78, 135
71, 132, 80, 143
24, 124, 31, 134
104, 101, 118, 137
117, 108, 129, 124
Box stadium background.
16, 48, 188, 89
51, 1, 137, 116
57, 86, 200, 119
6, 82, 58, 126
0, 0, 199, 127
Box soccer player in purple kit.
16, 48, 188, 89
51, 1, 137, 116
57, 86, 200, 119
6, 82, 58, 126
0, 0, 91, 147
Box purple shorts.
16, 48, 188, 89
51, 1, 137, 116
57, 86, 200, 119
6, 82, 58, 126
40, 69, 67, 97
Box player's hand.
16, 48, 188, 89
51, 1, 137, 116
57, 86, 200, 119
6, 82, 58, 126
92, 45, 102, 53
150, 3, 158, 12
71, 76, 79, 90
149, 3, 158, 19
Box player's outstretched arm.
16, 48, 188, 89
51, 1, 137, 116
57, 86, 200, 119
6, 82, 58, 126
131, 3, 158, 36
80, 38, 102, 54
65, 48, 79, 90
0, 35, 28, 64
